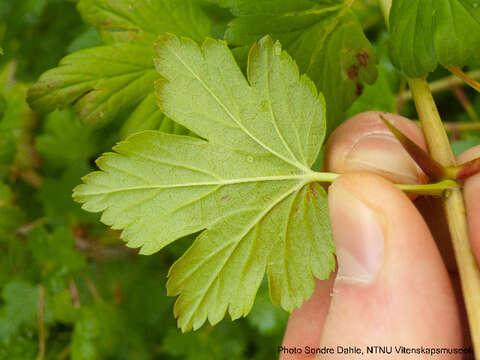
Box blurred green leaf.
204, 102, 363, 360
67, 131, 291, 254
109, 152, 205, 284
78, 0, 212, 44
0, 183, 24, 240
389, 0, 480, 77
67, 27, 102, 53
37, 110, 100, 168
120, 93, 189, 138
162, 322, 248, 360
0, 281, 38, 340
0, 335, 37, 360
71, 303, 149, 360
247, 281, 288, 336
224, 0, 378, 129
28, 0, 213, 128
28, 227, 86, 277
452, 136, 480, 156
38, 162, 98, 225
0, 64, 37, 179
0, 0, 84, 81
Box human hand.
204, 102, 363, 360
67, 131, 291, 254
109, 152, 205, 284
280, 111, 479, 359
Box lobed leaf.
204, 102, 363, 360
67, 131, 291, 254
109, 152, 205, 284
28, 0, 212, 128
74, 35, 335, 331
223, 0, 378, 129
78, 0, 212, 44
28, 44, 158, 126
389, 0, 480, 77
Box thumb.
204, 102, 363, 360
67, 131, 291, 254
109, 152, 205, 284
316, 173, 464, 358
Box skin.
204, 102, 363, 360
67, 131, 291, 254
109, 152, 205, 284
280, 111, 479, 360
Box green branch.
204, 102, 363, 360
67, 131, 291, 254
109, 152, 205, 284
309, 172, 457, 196
378, 1, 480, 349
408, 77, 480, 352
447, 65, 480, 93
399, 70, 480, 102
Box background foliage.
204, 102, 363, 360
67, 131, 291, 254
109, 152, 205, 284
0, 0, 479, 358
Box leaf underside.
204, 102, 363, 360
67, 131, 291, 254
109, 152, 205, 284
74, 35, 335, 331
389, 0, 480, 77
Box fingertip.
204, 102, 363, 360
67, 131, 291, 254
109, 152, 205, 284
325, 111, 428, 185
456, 144, 480, 165
280, 277, 335, 360
320, 172, 463, 351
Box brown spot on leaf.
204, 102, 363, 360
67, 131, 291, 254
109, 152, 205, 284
356, 51, 370, 67
347, 64, 359, 79
221, 195, 231, 202
309, 184, 318, 197
292, 207, 299, 217
355, 82, 364, 96
264, 197, 272, 203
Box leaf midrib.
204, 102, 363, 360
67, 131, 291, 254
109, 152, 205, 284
76, 174, 315, 196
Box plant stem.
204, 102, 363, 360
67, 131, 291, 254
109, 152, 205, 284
399, 69, 480, 101
448, 65, 480, 93
408, 77, 480, 351
415, 121, 480, 134
396, 180, 458, 196
452, 86, 480, 122
407, 79, 454, 162
310, 171, 456, 195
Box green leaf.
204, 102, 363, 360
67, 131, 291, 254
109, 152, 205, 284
28, 227, 86, 276
452, 135, 480, 156
0, 183, 24, 240
224, 0, 378, 129
78, 0, 212, 44
0, 95, 5, 121
71, 308, 101, 360
28, 43, 160, 127
28, 0, 212, 127
36, 109, 100, 168
0, 65, 37, 179
162, 323, 248, 360
67, 26, 102, 53
346, 32, 400, 116
0, 281, 38, 340
389, 0, 480, 77
71, 303, 147, 360
120, 93, 189, 138
38, 162, 98, 224
74, 35, 335, 331
0, 335, 37, 360
246, 280, 288, 336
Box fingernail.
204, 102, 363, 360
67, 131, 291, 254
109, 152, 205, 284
329, 180, 385, 284
346, 133, 426, 185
